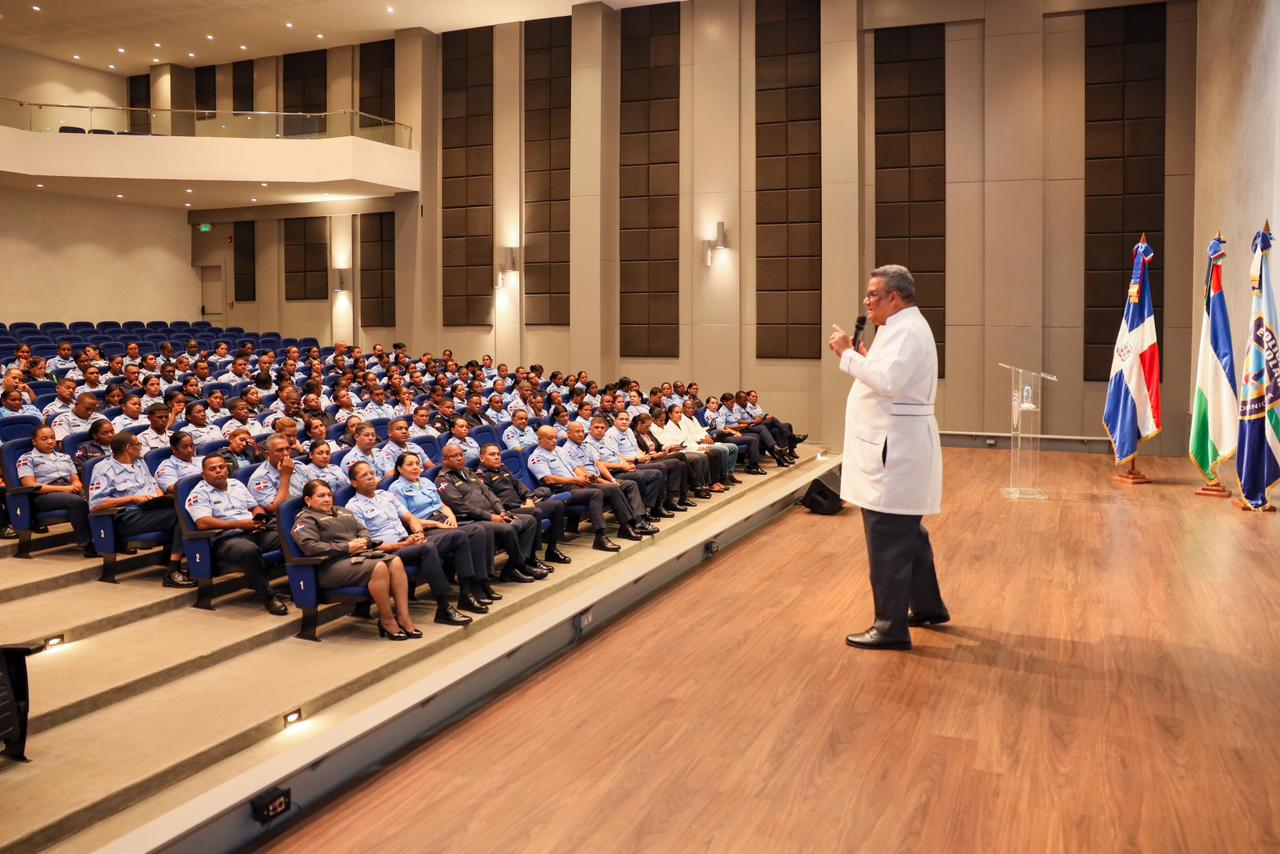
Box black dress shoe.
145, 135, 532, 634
663, 499, 687, 513
435, 601, 473, 626
0, 525, 17, 539
479, 580, 502, 601
377, 622, 408, 641
845, 627, 911, 650
694, 489, 712, 499
593, 533, 622, 551
264, 596, 289, 616
653, 506, 675, 518
473, 592, 494, 606
634, 521, 660, 535
81, 544, 99, 558
459, 593, 490, 613
518, 563, 549, 580
544, 548, 572, 564
164, 568, 198, 588
617, 525, 643, 542
907, 611, 950, 627
744, 466, 767, 476
679, 496, 699, 507
793, 434, 808, 445
31, 524, 49, 534
528, 557, 554, 574
729, 476, 743, 484
500, 567, 537, 583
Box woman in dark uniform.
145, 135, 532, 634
292, 479, 423, 641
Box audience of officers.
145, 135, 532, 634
0, 336, 807, 636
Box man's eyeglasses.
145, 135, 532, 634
864, 290, 885, 302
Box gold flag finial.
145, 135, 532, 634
1139, 232, 1148, 244
1215, 229, 1223, 241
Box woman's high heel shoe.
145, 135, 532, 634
396, 620, 423, 639
378, 621, 408, 641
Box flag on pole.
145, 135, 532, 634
1188, 235, 1238, 483
1102, 239, 1162, 464
1235, 225, 1280, 510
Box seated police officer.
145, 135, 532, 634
184, 455, 288, 615
17, 426, 94, 556
502, 409, 539, 452
475, 443, 574, 564
179, 401, 222, 447
435, 443, 549, 580
534, 424, 656, 542
155, 431, 202, 493
444, 417, 481, 464
598, 412, 684, 514
87, 433, 193, 588
349, 458, 487, 618
137, 404, 173, 453
341, 423, 394, 480
51, 393, 101, 444
248, 435, 311, 516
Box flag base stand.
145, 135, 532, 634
1238, 501, 1277, 513
1194, 483, 1231, 498
1113, 458, 1150, 484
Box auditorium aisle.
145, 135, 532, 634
264, 449, 1280, 853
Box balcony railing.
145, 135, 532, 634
0, 97, 412, 148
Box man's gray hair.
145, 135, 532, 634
869, 264, 916, 302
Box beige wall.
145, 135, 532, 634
0, 43, 125, 108
0, 186, 199, 323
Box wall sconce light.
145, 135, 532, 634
497, 246, 519, 288
703, 221, 728, 267
334, 267, 350, 290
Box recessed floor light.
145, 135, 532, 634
260, 182, 268, 187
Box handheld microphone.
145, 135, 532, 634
852, 315, 868, 351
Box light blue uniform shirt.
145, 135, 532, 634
16, 449, 77, 484
587, 434, 623, 465
383, 439, 430, 466
705, 408, 731, 430
341, 446, 394, 479
180, 422, 223, 446
486, 405, 512, 425
346, 490, 412, 542
248, 460, 311, 507
360, 401, 397, 420
558, 440, 600, 476
87, 458, 161, 509
155, 455, 202, 491
1, 404, 41, 420
388, 476, 444, 518
745, 402, 766, 419
184, 479, 257, 522
527, 444, 575, 481
502, 424, 538, 450
42, 399, 74, 421
51, 410, 97, 441
604, 427, 642, 459
506, 396, 532, 415
445, 435, 480, 463
303, 461, 350, 491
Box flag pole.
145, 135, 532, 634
1195, 228, 1232, 497
1114, 233, 1152, 485
1236, 219, 1277, 511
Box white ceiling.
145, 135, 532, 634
0, 0, 666, 78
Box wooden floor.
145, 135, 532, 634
264, 448, 1280, 854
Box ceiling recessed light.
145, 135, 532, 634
250, 198, 257, 202
206, 34, 214, 40
387, 5, 395, 11
185, 188, 192, 193
240, 44, 248, 50
188, 52, 195, 58
115, 193, 124, 199
316, 33, 324, 39
184, 202, 191, 207
36, 183, 44, 188
117, 47, 125, 53
72, 54, 80, 60
108, 64, 115, 69
285, 21, 293, 28
31, 5, 40, 11
260, 182, 268, 187
152, 58, 159, 63
154, 42, 161, 48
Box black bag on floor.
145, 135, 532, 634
800, 478, 844, 515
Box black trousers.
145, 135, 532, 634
740, 423, 777, 450
860, 508, 947, 642
638, 458, 685, 496
33, 491, 91, 546
115, 506, 182, 556
422, 526, 486, 581
212, 529, 281, 600
718, 432, 761, 466
679, 452, 712, 488
512, 498, 566, 552
393, 541, 450, 599
616, 468, 665, 510
467, 514, 537, 571
548, 487, 608, 532
761, 416, 793, 446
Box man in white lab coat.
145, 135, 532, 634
828, 264, 948, 650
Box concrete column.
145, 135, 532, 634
150, 64, 194, 136
254, 56, 279, 136
817, 0, 864, 447
981, 1, 1044, 431
327, 44, 354, 137
254, 220, 281, 333
569, 2, 620, 379
394, 28, 441, 354
493, 22, 524, 365
688, 0, 742, 395
215, 64, 233, 113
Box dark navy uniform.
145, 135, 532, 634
378, 481, 491, 584
435, 467, 539, 571
477, 462, 577, 549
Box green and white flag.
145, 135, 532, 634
1188, 235, 1237, 484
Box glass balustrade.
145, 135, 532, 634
0, 97, 411, 148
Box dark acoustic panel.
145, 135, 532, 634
233, 221, 256, 302
874, 23, 945, 375
442, 27, 494, 326
127, 74, 150, 135
282, 50, 327, 136
283, 217, 328, 300
359, 39, 395, 125
1083, 3, 1165, 381
359, 212, 396, 327
232, 60, 254, 113
524, 17, 572, 326
619, 3, 680, 357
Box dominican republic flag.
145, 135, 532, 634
1235, 227, 1280, 510
1103, 240, 1162, 463
1188, 236, 1238, 484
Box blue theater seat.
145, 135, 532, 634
2, 439, 71, 559
470, 425, 499, 449
83, 455, 172, 583
278, 496, 371, 642
174, 474, 283, 611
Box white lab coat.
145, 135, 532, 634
837, 305, 943, 515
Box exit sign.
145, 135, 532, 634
198, 223, 213, 233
